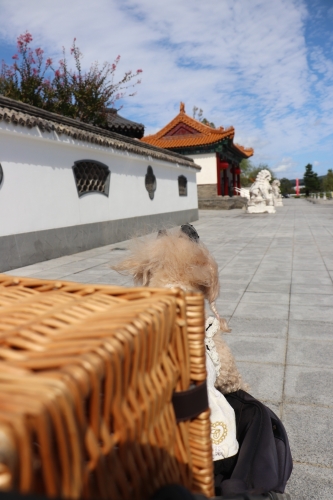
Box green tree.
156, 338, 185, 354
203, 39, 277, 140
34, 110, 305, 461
303, 164, 321, 193
201, 117, 216, 128
239, 159, 275, 187
192, 106, 215, 127
239, 159, 254, 187
280, 178, 293, 194
321, 169, 333, 192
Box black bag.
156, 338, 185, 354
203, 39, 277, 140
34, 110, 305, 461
214, 390, 293, 496
151, 483, 291, 499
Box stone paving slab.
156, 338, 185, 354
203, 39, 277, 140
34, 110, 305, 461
228, 317, 289, 338
284, 404, 333, 468
4, 198, 333, 499
289, 319, 333, 340
285, 365, 333, 406
237, 361, 285, 404
224, 335, 287, 364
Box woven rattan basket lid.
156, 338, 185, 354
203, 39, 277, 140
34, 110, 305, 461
0, 275, 214, 499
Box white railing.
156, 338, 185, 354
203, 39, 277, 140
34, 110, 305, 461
309, 192, 333, 200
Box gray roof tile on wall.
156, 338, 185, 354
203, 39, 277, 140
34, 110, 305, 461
105, 108, 144, 139
0, 96, 199, 170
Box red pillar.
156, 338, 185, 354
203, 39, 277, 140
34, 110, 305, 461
223, 169, 228, 196
237, 173, 241, 192
217, 156, 230, 196
232, 166, 236, 196
216, 154, 221, 195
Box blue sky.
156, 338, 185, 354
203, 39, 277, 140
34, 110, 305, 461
0, 0, 332, 179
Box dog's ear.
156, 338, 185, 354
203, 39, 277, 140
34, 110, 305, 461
180, 223, 200, 243
157, 229, 167, 238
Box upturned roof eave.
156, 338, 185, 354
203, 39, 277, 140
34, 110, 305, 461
143, 111, 235, 142
142, 103, 254, 158
231, 143, 254, 159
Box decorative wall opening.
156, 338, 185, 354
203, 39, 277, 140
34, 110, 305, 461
72, 160, 111, 197
0, 164, 3, 187
145, 166, 156, 200
178, 175, 187, 196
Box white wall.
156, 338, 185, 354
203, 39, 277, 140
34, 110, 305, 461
0, 122, 198, 237
186, 153, 217, 185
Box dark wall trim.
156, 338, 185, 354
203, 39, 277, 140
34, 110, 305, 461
0, 209, 199, 272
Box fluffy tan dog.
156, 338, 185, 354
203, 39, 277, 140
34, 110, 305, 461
113, 224, 247, 394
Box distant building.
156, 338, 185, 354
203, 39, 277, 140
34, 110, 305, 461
105, 109, 144, 139
142, 102, 253, 198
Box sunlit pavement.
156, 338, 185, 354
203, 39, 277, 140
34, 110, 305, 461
5, 198, 333, 499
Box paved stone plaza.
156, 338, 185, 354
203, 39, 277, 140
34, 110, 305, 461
5, 198, 333, 499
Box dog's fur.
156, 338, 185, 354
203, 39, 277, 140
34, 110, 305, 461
213, 333, 248, 393
113, 227, 247, 394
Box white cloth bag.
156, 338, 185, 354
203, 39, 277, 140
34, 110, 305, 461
205, 318, 239, 461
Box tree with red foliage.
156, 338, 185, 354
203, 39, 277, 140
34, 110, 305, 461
0, 32, 142, 127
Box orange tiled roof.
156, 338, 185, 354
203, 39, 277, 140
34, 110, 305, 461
141, 102, 253, 158
233, 143, 254, 158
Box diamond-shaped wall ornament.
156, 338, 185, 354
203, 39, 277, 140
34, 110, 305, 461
72, 160, 111, 197
145, 166, 156, 200
178, 175, 187, 196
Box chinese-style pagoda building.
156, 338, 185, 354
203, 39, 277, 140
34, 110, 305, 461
142, 102, 253, 198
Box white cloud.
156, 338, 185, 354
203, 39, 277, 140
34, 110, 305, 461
272, 157, 297, 175
0, 0, 332, 174
274, 165, 290, 173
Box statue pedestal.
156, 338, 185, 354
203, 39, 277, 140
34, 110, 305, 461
246, 202, 276, 214
274, 199, 283, 207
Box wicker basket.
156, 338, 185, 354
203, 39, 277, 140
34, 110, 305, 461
0, 274, 214, 499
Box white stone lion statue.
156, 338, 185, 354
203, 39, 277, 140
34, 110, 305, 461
246, 169, 276, 214
271, 179, 283, 207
